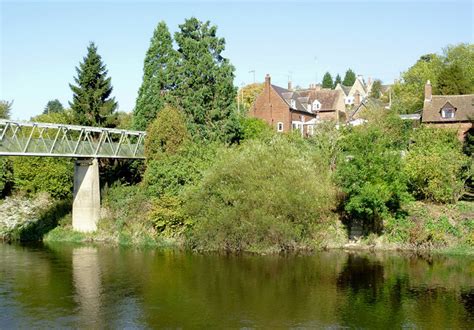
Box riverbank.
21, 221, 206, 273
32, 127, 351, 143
2, 193, 471, 255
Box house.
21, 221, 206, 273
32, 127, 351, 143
249, 74, 346, 135
335, 76, 373, 106
422, 80, 474, 140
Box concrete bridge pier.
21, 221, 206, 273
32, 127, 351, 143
73, 158, 100, 232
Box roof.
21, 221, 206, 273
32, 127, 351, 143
299, 89, 341, 111
271, 84, 310, 113
422, 94, 474, 123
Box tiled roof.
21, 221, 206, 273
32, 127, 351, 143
422, 94, 474, 123
271, 84, 310, 113
299, 89, 340, 111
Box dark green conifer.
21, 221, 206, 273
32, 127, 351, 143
133, 21, 177, 130
322, 72, 333, 89
342, 69, 356, 86
69, 42, 117, 127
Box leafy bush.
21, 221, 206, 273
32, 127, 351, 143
335, 111, 411, 232
144, 141, 221, 198
404, 127, 470, 203
12, 157, 73, 199
238, 117, 273, 141
184, 137, 337, 252
0, 158, 13, 198
144, 106, 190, 161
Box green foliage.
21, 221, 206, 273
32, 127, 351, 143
0, 159, 13, 197
322, 72, 333, 89
333, 74, 342, 88
237, 83, 264, 113
0, 100, 13, 119
12, 157, 73, 199
336, 111, 411, 232
171, 17, 239, 142
437, 62, 472, 95
238, 117, 273, 141
148, 194, 188, 234
391, 53, 443, 114
404, 126, 470, 203
342, 69, 356, 86
43, 99, 64, 114
185, 137, 337, 252
144, 141, 220, 198
145, 106, 190, 161
69, 42, 117, 127
133, 21, 177, 130
370, 79, 383, 99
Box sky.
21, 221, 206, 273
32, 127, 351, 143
1, 0, 473, 120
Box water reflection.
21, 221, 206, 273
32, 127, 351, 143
72, 246, 102, 327
0, 244, 472, 328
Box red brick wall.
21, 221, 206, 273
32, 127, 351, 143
249, 77, 292, 132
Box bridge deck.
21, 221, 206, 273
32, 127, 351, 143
0, 120, 146, 159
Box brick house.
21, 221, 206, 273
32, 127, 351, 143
422, 80, 473, 140
249, 74, 345, 135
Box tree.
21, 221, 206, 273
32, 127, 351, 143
437, 62, 471, 95
443, 43, 474, 92
237, 83, 264, 113
43, 99, 64, 114
144, 106, 190, 161
370, 80, 383, 99
133, 21, 177, 130
69, 42, 117, 127
322, 72, 334, 89
333, 74, 342, 88
0, 100, 13, 119
404, 127, 469, 203
171, 17, 238, 141
342, 69, 356, 86
391, 53, 443, 114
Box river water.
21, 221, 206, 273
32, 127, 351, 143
0, 243, 473, 328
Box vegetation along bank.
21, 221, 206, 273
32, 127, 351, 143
1, 18, 473, 254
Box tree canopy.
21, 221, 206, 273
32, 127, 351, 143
370, 80, 383, 99
133, 21, 177, 130
342, 69, 356, 86
333, 74, 342, 88
0, 100, 13, 119
43, 99, 64, 114
69, 42, 117, 127
322, 72, 334, 89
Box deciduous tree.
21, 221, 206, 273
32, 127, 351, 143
0, 100, 13, 119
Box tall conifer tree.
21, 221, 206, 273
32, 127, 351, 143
342, 69, 356, 86
133, 21, 177, 130
333, 74, 342, 88
322, 72, 333, 89
172, 17, 237, 140
69, 42, 117, 127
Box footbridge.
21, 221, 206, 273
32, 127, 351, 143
0, 119, 146, 232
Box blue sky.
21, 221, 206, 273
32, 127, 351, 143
1, 1, 473, 120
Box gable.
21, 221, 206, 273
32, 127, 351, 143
422, 94, 474, 123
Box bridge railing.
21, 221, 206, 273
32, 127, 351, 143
0, 119, 146, 159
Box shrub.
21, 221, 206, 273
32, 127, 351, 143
145, 106, 190, 161
12, 157, 73, 199
0, 158, 13, 198
184, 137, 337, 252
239, 117, 273, 141
335, 111, 411, 232
404, 126, 470, 203
144, 141, 221, 198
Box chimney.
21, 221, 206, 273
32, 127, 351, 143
288, 81, 293, 91
354, 91, 361, 106
424, 80, 432, 102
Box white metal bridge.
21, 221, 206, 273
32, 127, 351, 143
0, 119, 146, 159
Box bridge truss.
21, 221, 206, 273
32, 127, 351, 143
0, 120, 146, 159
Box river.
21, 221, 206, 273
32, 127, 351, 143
0, 243, 473, 328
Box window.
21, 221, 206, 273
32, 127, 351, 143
290, 99, 296, 109
277, 122, 284, 132
441, 106, 455, 119
312, 100, 321, 111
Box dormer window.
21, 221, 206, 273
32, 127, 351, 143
290, 99, 296, 109
312, 100, 321, 111
440, 102, 456, 119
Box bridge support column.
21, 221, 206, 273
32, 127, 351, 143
73, 158, 100, 232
